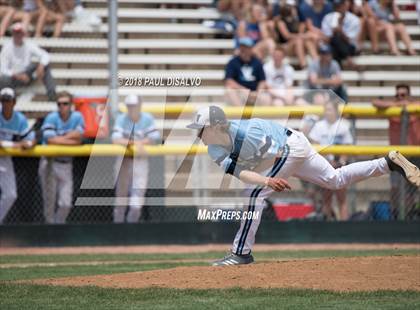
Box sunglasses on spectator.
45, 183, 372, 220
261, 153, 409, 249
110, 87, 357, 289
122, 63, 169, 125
57, 101, 71, 106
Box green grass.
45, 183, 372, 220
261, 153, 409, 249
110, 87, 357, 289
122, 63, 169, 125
0, 248, 418, 265
0, 248, 418, 309
0, 284, 419, 310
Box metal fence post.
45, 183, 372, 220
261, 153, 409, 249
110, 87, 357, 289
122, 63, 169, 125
108, 0, 119, 118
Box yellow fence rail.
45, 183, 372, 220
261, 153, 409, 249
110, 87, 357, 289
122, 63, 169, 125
1, 145, 419, 157
135, 104, 420, 118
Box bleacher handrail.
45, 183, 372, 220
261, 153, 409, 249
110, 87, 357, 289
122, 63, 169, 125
134, 104, 420, 118
0, 145, 419, 157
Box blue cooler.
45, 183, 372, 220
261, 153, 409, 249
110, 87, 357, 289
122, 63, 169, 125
370, 201, 391, 220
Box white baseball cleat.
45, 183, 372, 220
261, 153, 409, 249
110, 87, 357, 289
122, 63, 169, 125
386, 151, 420, 187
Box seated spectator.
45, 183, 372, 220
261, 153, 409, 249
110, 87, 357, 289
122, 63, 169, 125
0, 23, 56, 101
271, 0, 317, 68
13, 0, 44, 37
0, 88, 35, 224
38, 91, 84, 224
112, 95, 161, 224
264, 46, 302, 106
299, 0, 333, 30
0, 1, 15, 37
298, 0, 333, 52
366, 0, 416, 55
372, 84, 420, 218
309, 100, 353, 220
203, 0, 244, 33
306, 45, 347, 102
322, 0, 361, 67
225, 37, 269, 106
236, 3, 275, 60
349, 0, 370, 49
24, 0, 65, 37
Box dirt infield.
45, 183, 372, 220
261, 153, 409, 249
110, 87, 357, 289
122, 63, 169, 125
29, 255, 420, 292
2, 243, 419, 255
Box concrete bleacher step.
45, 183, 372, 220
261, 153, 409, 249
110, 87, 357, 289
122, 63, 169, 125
46, 68, 420, 86
3, 37, 420, 53
0, 37, 234, 50
90, 8, 221, 20
60, 22, 419, 36
20, 85, 420, 98
45, 53, 420, 69
81, 6, 419, 22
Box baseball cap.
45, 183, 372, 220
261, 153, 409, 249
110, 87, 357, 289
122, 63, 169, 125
11, 22, 25, 33
124, 94, 140, 106
0, 88, 16, 102
186, 106, 227, 129
238, 37, 255, 48
319, 44, 332, 54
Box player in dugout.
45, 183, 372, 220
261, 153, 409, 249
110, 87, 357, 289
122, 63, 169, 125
187, 105, 420, 266
0, 87, 35, 224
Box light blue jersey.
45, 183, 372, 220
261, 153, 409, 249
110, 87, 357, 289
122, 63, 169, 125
0, 106, 34, 142
208, 118, 289, 174
41, 111, 85, 144
112, 112, 160, 143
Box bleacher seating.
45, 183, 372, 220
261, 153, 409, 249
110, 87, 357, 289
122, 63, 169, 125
0, 0, 419, 147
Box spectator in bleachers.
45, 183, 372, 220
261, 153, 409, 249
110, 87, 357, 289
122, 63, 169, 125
225, 37, 269, 106
236, 3, 275, 60
21, 0, 64, 37
349, 0, 370, 50
204, 0, 245, 33
298, 0, 332, 54
306, 44, 347, 102
0, 1, 15, 37
270, 0, 317, 68
264, 46, 304, 105
366, 0, 416, 55
372, 84, 420, 150
17, 0, 44, 37
321, 0, 361, 67
38, 90, 84, 224
112, 95, 161, 224
0, 87, 35, 224
372, 84, 420, 218
0, 22, 56, 101
309, 100, 353, 220
298, 0, 333, 30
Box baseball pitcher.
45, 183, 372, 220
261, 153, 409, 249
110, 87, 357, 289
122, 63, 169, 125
187, 106, 420, 266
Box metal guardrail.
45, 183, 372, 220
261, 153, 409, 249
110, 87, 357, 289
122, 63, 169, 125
1, 145, 419, 157
129, 104, 420, 118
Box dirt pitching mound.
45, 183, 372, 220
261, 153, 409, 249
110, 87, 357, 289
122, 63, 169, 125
30, 256, 420, 292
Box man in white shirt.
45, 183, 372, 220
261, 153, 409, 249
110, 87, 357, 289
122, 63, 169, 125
0, 22, 56, 101
263, 46, 297, 106
321, 0, 360, 66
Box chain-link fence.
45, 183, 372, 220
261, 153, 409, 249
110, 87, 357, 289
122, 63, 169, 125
1, 153, 418, 225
